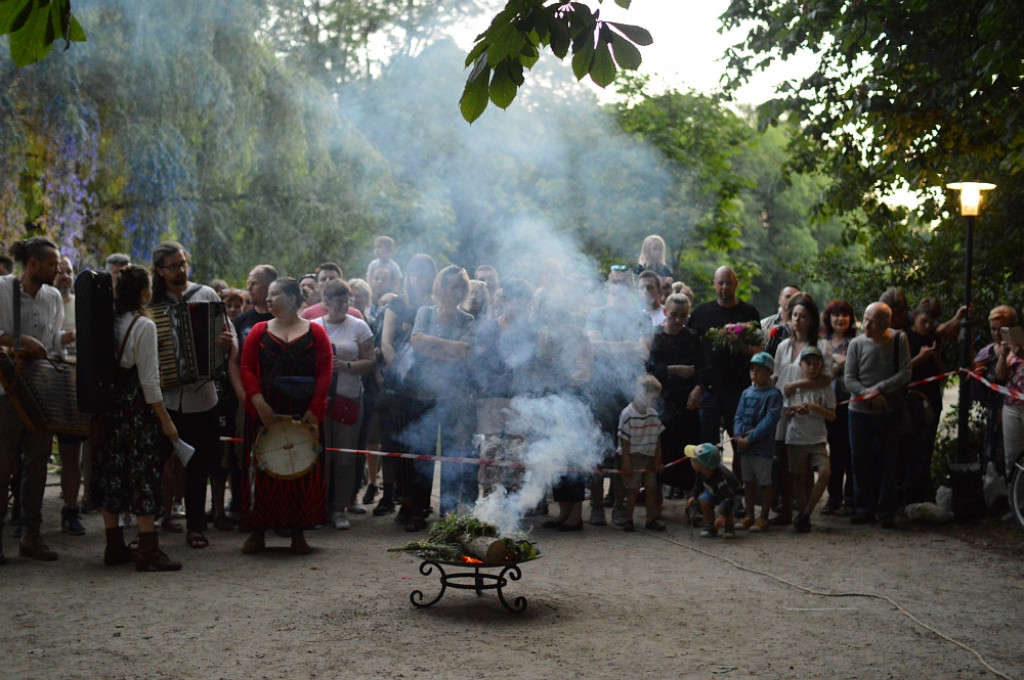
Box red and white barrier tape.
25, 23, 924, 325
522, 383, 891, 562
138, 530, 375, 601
220, 437, 686, 476
224, 367, 1021, 477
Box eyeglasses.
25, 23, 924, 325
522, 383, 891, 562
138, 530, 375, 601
609, 265, 630, 272
159, 261, 189, 272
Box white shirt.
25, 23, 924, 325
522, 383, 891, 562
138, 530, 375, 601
115, 312, 162, 404
313, 315, 373, 399
0, 275, 64, 397
158, 284, 237, 413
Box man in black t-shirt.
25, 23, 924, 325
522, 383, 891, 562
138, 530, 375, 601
686, 266, 760, 446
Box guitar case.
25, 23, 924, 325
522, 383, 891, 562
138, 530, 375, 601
74, 269, 116, 414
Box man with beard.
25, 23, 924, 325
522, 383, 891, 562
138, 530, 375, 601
0, 237, 64, 562
54, 256, 88, 535
151, 242, 236, 550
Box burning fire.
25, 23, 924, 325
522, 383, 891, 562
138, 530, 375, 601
461, 556, 484, 564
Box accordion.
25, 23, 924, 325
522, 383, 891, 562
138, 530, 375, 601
147, 301, 228, 389
0, 348, 91, 436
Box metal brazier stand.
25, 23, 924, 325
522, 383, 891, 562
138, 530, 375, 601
410, 557, 538, 613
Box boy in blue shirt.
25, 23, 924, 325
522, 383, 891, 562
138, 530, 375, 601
733, 351, 783, 533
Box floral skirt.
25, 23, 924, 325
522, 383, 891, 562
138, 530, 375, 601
90, 378, 165, 516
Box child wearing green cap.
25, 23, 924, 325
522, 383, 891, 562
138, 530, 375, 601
685, 443, 741, 538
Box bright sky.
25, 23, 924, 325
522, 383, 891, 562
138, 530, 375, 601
594, 0, 816, 105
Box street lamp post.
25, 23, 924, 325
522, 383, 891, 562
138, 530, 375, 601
946, 181, 995, 523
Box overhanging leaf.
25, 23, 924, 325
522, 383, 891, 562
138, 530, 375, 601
460, 62, 492, 123
607, 22, 653, 46
571, 39, 594, 80
609, 31, 642, 70
489, 60, 518, 109
0, 0, 33, 35
8, 2, 53, 67
589, 42, 616, 87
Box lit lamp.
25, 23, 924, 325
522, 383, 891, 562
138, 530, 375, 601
946, 180, 996, 522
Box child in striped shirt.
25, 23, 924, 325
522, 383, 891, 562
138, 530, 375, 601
619, 374, 666, 532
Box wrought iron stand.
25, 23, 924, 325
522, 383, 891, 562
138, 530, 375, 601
410, 559, 529, 613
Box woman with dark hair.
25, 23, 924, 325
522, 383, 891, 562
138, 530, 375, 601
92, 265, 182, 571
239, 277, 333, 555
821, 299, 857, 514
313, 279, 375, 529
380, 254, 438, 524
767, 293, 832, 526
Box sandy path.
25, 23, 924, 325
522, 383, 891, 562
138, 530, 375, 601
1, 475, 1022, 680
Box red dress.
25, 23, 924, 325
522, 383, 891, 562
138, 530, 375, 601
240, 321, 333, 530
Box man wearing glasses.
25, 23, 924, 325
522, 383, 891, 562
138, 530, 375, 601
151, 242, 237, 551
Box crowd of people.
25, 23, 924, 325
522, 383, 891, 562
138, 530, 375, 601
0, 231, 1020, 571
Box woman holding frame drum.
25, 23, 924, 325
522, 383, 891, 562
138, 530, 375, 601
239, 277, 333, 555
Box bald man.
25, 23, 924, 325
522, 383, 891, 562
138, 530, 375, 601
844, 302, 911, 528
686, 266, 761, 445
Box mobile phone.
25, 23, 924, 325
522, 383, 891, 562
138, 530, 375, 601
999, 326, 1024, 347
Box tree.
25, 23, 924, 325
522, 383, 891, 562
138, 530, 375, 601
721, 0, 1024, 314
609, 77, 757, 301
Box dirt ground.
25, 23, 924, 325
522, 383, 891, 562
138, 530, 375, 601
1, 469, 1022, 680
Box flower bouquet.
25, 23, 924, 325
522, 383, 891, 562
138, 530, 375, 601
705, 321, 765, 355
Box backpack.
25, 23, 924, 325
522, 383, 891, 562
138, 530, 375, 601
74, 269, 117, 414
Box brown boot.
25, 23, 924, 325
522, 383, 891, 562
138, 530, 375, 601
19, 521, 58, 561
104, 526, 135, 566
135, 531, 182, 572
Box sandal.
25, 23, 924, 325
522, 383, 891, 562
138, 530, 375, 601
161, 518, 183, 533
186, 531, 210, 549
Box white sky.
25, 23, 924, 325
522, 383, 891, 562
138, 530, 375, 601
592, 0, 816, 105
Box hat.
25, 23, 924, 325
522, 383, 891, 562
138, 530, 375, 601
684, 443, 721, 470
749, 351, 774, 371
799, 345, 823, 361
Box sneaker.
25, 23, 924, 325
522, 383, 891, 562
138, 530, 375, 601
61, 505, 86, 536
361, 484, 378, 505
644, 519, 666, 532
331, 511, 351, 530
722, 525, 737, 539
588, 507, 607, 526
347, 504, 367, 515
373, 499, 395, 516
700, 527, 718, 538
748, 519, 770, 533
737, 517, 754, 531
611, 507, 628, 526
